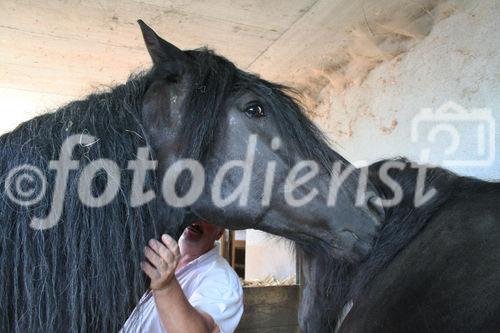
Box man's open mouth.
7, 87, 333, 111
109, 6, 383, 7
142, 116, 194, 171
187, 224, 203, 235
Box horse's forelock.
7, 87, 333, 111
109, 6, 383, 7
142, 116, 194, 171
179, 48, 342, 173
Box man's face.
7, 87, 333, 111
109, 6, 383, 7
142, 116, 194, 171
179, 220, 224, 252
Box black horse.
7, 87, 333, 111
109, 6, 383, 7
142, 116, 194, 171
298, 159, 500, 332
0, 22, 380, 332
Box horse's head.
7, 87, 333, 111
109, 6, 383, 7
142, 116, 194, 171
138, 21, 382, 262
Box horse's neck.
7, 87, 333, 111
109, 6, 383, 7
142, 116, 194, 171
347, 165, 461, 301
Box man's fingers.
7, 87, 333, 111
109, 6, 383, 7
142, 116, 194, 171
162, 234, 180, 257
144, 246, 163, 269
148, 239, 162, 253
141, 261, 159, 279
149, 239, 176, 264
157, 242, 175, 264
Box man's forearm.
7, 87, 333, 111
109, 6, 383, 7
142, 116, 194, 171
153, 279, 216, 333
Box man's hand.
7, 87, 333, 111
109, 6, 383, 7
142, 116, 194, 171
141, 233, 220, 333
142, 234, 181, 291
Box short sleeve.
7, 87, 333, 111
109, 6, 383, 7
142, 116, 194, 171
187, 268, 244, 333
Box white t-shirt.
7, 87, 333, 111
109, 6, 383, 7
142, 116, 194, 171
121, 246, 244, 333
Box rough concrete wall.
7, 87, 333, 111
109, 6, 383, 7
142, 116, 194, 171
312, 0, 500, 180
244, 230, 295, 281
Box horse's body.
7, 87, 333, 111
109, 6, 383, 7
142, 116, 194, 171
1, 22, 381, 331
299, 160, 500, 332
341, 187, 500, 332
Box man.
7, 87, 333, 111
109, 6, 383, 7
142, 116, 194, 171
122, 221, 243, 333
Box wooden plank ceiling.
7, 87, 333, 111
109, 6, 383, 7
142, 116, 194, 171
0, 0, 315, 103
0, 0, 448, 133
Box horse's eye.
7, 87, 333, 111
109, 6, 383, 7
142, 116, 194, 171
244, 103, 265, 118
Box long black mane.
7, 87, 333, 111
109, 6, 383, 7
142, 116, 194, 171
0, 71, 171, 332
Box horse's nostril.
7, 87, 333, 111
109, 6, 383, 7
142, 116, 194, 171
341, 229, 360, 241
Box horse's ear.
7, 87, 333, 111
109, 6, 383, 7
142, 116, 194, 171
138, 20, 189, 74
